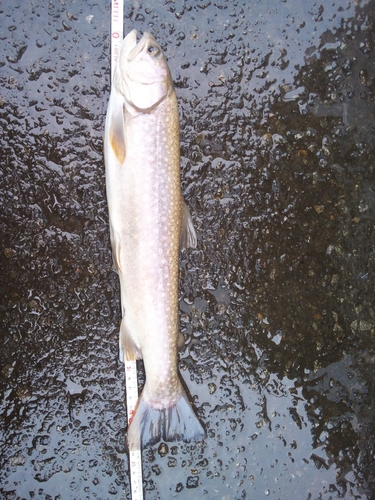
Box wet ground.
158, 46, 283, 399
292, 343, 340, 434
1, 0, 375, 498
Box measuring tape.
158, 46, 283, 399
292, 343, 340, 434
110, 2, 144, 499
125, 362, 143, 499
110, 0, 123, 80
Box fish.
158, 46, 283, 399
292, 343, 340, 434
104, 30, 206, 449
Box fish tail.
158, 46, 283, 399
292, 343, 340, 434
127, 386, 206, 449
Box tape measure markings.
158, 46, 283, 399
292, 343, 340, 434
110, 2, 144, 499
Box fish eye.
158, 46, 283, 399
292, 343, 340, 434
148, 45, 158, 55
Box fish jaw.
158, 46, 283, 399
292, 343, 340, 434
115, 30, 172, 111
122, 29, 137, 54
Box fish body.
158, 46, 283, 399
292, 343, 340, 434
104, 30, 205, 448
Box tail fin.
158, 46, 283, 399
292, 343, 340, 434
127, 387, 206, 449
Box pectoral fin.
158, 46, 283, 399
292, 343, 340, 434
180, 201, 197, 250
109, 103, 126, 164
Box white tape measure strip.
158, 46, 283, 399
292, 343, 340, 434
110, 2, 143, 499
125, 362, 143, 500
110, 0, 123, 80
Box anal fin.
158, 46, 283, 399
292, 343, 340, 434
119, 317, 142, 362
177, 332, 185, 350
180, 201, 197, 250
110, 227, 122, 273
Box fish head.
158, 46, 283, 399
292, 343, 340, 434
116, 30, 173, 112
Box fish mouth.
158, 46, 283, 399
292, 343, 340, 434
118, 29, 170, 106
122, 29, 137, 56
124, 30, 160, 63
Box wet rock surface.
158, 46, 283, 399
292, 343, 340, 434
1, 0, 375, 498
